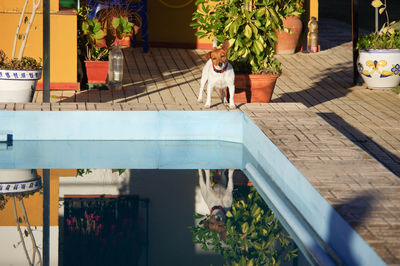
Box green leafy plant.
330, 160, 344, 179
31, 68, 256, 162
0, 50, 42, 70
280, 0, 305, 18
81, 18, 110, 61
356, 0, 400, 50
191, 0, 283, 74
189, 187, 298, 265
112, 16, 135, 40
392, 85, 400, 94
356, 31, 400, 50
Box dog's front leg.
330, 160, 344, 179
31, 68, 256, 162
227, 84, 236, 109
198, 67, 208, 103
205, 83, 213, 108
227, 169, 234, 193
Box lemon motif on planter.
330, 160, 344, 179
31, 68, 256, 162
361, 60, 395, 78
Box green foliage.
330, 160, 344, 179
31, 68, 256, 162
0, 50, 42, 70
77, 169, 93, 177
356, 30, 400, 50
392, 85, 400, 94
189, 187, 298, 265
356, 0, 400, 50
191, 0, 284, 74
78, 7, 111, 61
112, 16, 135, 39
280, 0, 305, 18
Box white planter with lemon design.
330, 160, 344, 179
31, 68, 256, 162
358, 49, 400, 89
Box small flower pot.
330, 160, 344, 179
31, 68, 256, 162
358, 49, 400, 89
85, 61, 109, 84
0, 69, 42, 102
226, 73, 280, 103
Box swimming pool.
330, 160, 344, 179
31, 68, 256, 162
0, 110, 385, 265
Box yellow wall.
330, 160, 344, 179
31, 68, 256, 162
147, 0, 198, 46
0, 12, 77, 84
0, 169, 76, 227
309, 0, 319, 20
147, 0, 318, 48
0, 0, 59, 13
0, 0, 77, 87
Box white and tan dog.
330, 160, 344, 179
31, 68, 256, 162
197, 40, 235, 109
198, 169, 234, 223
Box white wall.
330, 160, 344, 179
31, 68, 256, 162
0, 226, 58, 266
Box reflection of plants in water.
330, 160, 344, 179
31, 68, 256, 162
10, 191, 42, 266
189, 187, 298, 265
76, 169, 126, 176
77, 169, 93, 176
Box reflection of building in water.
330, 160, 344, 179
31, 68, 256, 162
0, 169, 252, 265
0, 169, 71, 265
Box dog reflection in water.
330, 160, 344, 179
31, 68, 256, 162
198, 169, 233, 240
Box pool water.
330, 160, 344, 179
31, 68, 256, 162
0, 140, 308, 266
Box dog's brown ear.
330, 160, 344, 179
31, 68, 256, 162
222, 40, 230, 52
205, 51, 212, 61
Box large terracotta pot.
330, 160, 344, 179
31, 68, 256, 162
0, 69, 42, 102
358, 49, 400, 89
227, 73, 280, 103
275, 16, 303, 55
84, 61, 109, 84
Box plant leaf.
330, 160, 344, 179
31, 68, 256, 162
371, 0, 383, 8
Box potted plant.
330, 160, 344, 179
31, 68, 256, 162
112, 16, 140, 48
275, 0, 305, 55
356, 0, 400, 89
96, 6, 141, 49
0, 0, 42, 103
191, 0, 283, 103
78, 7, 111, 85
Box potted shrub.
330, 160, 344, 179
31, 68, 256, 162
112, 16, 140, 48
78, 7, 111, 85
275, 0, 305, 55
96, 6, 141, 49
356, 0, 400, 89
0, 0, 42, 103
191, 0, 283, 103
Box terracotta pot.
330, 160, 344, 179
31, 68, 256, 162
113, 26, 140, 48
227, 73, 279, 103
85, 61, 109, 84
114, 36, 131, 48
275, 16, 303, 55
